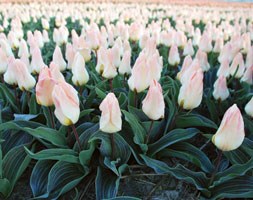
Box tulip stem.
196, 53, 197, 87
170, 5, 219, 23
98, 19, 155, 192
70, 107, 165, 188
209, 150, 223, 186
145, 120, 154, 144
26, 91, 30, 104
48, 106, 55, 129
0, 75, 3, 83
71, 124, 82, 151
134, 90, 138, 107
110, 133, 115, 160
109, 79, 113, 91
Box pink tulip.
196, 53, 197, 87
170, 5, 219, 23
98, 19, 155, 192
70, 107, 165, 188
142, 80, 165, 120
99, 93, 122, 133
30, 46, 46, 74
52, 46, 67, 71
245, 97, 253, 118
52, 81, 80, 126
168, 44, 180, 66
213, 76, 230, 101
119, 51, 131, 75
212, 104, 245, 151
196, 49, 210, 72
230, 52, 245, 78
217, 59, 230, 78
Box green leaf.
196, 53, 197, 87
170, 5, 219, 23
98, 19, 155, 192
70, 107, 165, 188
122, 110, 148, 153
95, 87, 107, 99
159, 142, 214, 173
211, 157, 253, 188
29, 93, 39, 114
47, 161, 88, 199
107, 197, 141, 200
0, 121, 67, 147
14, 114, 39, 121
96, 166, 120, 200
24, 147, 79, 164
0, 178, 11, 198
89, 132, 131, 165
0, 83, 19, 113
210, 176, 253, 199
140, 155, 209, 194
163, 96, 176, 134
30, 160, 55, 199
175, 113, 217, 129
80, 109, 94, 118
148, 128, 199, 156
2, 145, 34, 197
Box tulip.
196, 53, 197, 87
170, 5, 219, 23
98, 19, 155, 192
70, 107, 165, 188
52, 46, 67, 71
42, 18, 50, 30
34, 30, 44, 48
199, 33, 212, 53
217, 59, 230, 78
142, 80, 165, 120
86, 27, 100, 50
245, 46, 253, 69
0, 39, 13, 57
183, 39, 194, 56
99, 93, 122, 133
30, 47, 46, 74
71, 52, 89, 86
196, 49, 210, 71
18, 39, 29, 58
4, 56, 17, 85
180, 59, 201, 84
95, 47, 107, 75
178, 69, 203, 110
177, 55, 193, 82
42, 30, 50, 43
128, 55, 150, 93
230, 52, 245, 78
241, 65, 253, 85
119, 50, 131, 75
36, 67, 56, 106
52, 81, 80, 126
212, 104, 245, 151
65, 43, 76, 69
213, 76, 229, 101
111, 43, 121, 68
49, 62, 65, 82
245, 97, 253, 118
0, 47, 8, 74
213, 38, 224, 53
168, 44, 180, 66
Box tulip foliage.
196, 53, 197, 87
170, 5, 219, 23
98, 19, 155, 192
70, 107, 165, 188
0, 2, 253, 200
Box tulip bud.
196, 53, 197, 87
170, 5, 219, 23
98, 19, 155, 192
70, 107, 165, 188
142, 80, 165, 120
41, 18, 50, 30
99, 93, 122, 133
230, 52, 245, 78
245, 97, 253, 118
65, 43, 76, 69
71, 52, 89, 86
245, 46, 253, 69
49, 62, 65, 82
196, 49, 210, 72
241, 65, 253, 85
199, 33, 212, 53
213, 38, 224, 53
52, 81, 80, 126
36, 67, 55, 106
128, 55, 150, 93
0, 47, 8, 74
217, 59, 230, 78
86, 28, 100, 50
212, 104, 245, 151
180, 59, 201, 84
30, 47, 46, 74
168, 44, 180, 66
119, 51, 131, 75
18, 39, 29, 58
183, 39, 194, 56
111, 43, 121, 68
177, 55, 193, 82
52, 46, 67, 71
178, 69, 203, 110
0, 39, 13, 57
213, 76, 229, 101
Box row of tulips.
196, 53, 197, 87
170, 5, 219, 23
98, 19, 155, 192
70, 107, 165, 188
0, 2, 253, 199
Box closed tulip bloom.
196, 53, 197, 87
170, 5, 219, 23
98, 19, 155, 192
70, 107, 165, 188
49, 62, 65, 82
30, 47, 46, 74
65, 43, 76, 69
36, 67, 55, 106
199, 33, 212, 53
4, 56, 17, 85
0, 39, 13, 57
20, 53, 30, 72
95, 47, 107, 74
177, 55, 193, 82
178, 69, 203, 110
99, 93, 122, 133
183, 39, 194, 56
213, 76, 230, 101
196, 50, 210, 72
0, 47, 8, 74
42, 18, 50, 30
52, 81, 80, 126
119, 51, 131, 75
111, 43, 121, 68
71, 52, 89, 86
217, 59, 230, 78
245, 97, 253, 118
128, 56, 150, 93
34, 30, 44, 48
241, 65, 253, 85
18, 39, 29, 58
168, 44, 180, 66
213, 38, 224, 53
230, 52, 245, 78
52, 46, 67, 71
142, 80, 165, 120
212, 104, 245, 151
180, 59, 202, 84
42, 30, 50, 43
245, 46, 253, 69
102, 51, 118, 79
86, 28, 100, 50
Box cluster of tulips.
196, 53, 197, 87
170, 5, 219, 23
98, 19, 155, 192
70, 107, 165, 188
0, 2, 253, 199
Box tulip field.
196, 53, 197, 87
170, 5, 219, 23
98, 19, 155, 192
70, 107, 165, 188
0, 1, 253, 199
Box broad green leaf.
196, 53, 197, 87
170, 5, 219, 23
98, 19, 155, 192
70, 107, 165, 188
24, 147, 79, 164
210, 176, 253, 199
96, 166, 120, 200
107, 197, 141, 200
0, 121, 67, 147
0, 83, 19, 113
0, 178, 11, 198
159, 142, 214, 173
95, 87, 107, 99
122, 110, 148, 153
30, 160, 55, 198
79, 109, 94, 118
47, 161, 88, 199
148, 128, 199, 156
175, 113, 217, 129
140, 154, 210, 195
2, 145, 34, 197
